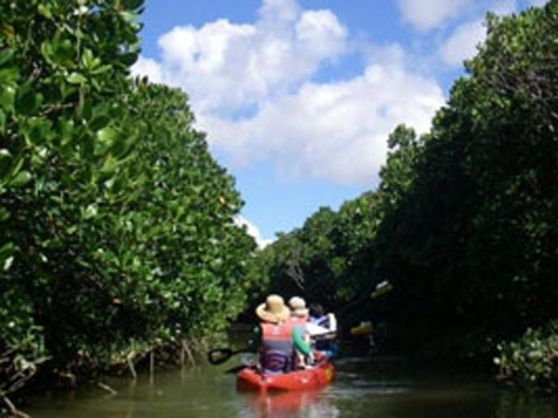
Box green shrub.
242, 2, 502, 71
495, 320, 558, 393
0, 0, 256, 400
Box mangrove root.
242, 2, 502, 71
181, 340, 196, 367
2, 395, 30, 418
126, 351, 137, 380
96, 382, 117, 396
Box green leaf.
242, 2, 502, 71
0, 49, 15, 67
0, 67, 18, 84
82, 203, 98, 219
41, 34, 75, 67
3, 256, 14, 271
1, 24, 15, 45
81, 48, 101, 71
97, 126, 118, 144
0, 206, 9, 222
120, 11, 140, 23
9, 170, 32, 187
21, 117, 53, 146
90, 65, 112, 75
0, 85, 16, 111
59, 119, 75, 145
16, 85, 43, 115
38, 4, 53, 19
0, 148, 12, 179
123, 0, 145, 10
66, 72, 87, 85
0, 110, 6, 134
89, 114, 110, 131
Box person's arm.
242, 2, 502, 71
327, 313, 337, 332
292, 327, 312, 356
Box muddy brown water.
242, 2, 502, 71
24, 354, 558, 418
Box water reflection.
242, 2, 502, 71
26, 356, 558, 418
240, 389, 340, 418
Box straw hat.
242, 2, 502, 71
288, 296, 309, 317
256, 295, 291, 323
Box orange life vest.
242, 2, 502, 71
260, 320, 294, 373
290, 315, 308, 329
261, 320, 293, 342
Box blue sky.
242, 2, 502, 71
134, 0, 547, 246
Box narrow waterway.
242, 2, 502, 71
25, 354, 557, 418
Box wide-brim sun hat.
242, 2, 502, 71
288, 296, 309, 317
256, 295, 291, 323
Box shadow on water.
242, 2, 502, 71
25, 353, 558, 418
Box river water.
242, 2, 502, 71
25, 354, 557, 418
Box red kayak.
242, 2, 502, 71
237, 361, 334, 391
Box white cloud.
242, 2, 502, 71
133, 0, 444, 186
132, 56, 163, 83
235, 216, 273, 249
527, 0, 547, 6
439, 0, 517, 67
203, 46, 444, 185
440, 19, 485, 66
139, 0, 347, 116
398, 0, 474, 31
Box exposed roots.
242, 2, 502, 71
2, 395, 30, 418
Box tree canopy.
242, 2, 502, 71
0, 0, 256, 400
251, 2, 558, 368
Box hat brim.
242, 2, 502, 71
291, 307, 309, 317
256, 303, 291, 323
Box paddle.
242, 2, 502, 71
207, 347, 255, 365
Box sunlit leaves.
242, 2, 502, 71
0, 0, 255, 395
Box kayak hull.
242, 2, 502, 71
237, 362, 335, 391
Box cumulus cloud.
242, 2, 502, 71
527, 0, 547, 6
440, 19, 485, 66
132, 56, 163, 83
133, 0, 444, 186
398, 0, 474, 31
204, 46, 443, 185
439, 0, 517, 67
235, 216, 273, 249
134, 0, 347, 116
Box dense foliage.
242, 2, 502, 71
495, 320, 558, 392
377, 1, 558, 356
251, 0, 558, 386
0, 0, 255, 404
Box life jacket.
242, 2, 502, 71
260, 320, 293, 374
290, 315, 308, 332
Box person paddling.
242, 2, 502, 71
253, 295, 312, 374
308, 303, 337, 336
308, 303, 338, 357
289, 296, 309, 331
288, 296, 313, 367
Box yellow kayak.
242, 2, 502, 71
350, 321, 373, 336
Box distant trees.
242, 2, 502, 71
251, 0, 558, 377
